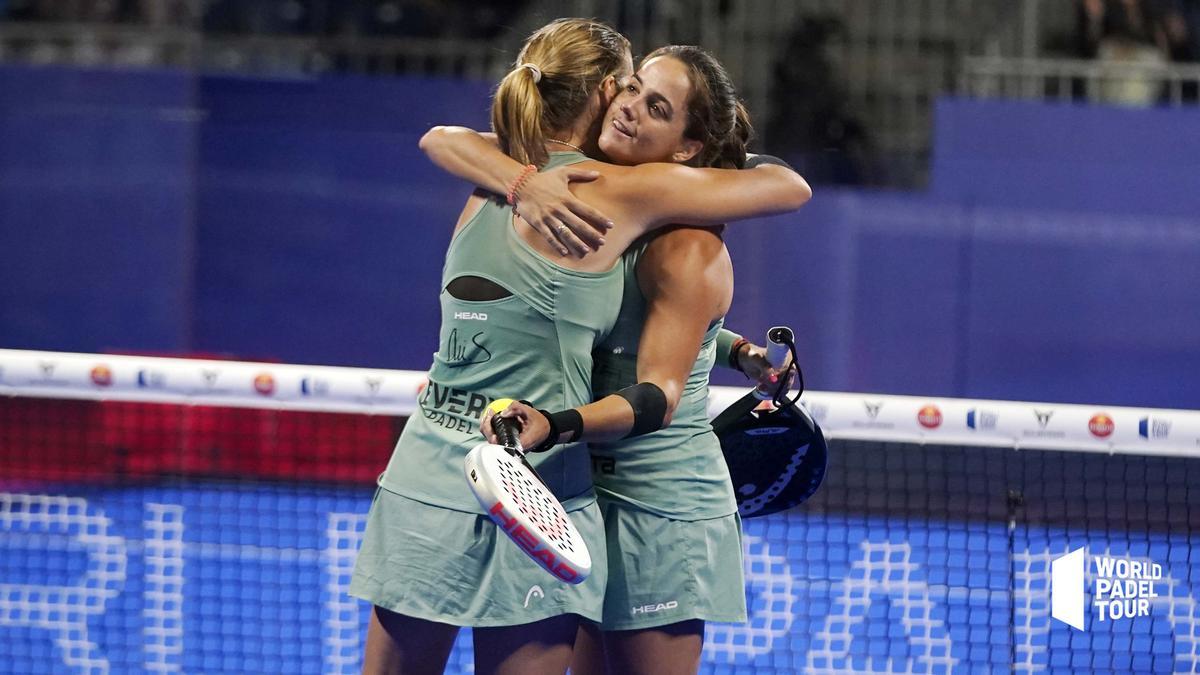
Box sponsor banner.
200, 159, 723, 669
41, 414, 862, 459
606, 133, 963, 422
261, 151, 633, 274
0, 354, 113, 390
707, 389, 1200, 458
4, 349, 1199, 457
292, 369, 410, 407
0, 349, 425, 415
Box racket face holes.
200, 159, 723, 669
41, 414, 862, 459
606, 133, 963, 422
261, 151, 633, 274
487, 449, 582, 557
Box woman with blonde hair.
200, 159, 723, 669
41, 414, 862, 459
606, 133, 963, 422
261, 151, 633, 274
352, 19, 808, 675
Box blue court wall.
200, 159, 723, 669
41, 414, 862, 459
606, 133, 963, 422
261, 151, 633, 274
193, 74, 492, 370
0, 66, 196, 354
0, 65, 492, 371
930, 97, 1200, 218
716, 190, 1200, 410
1, 66, 1198, 409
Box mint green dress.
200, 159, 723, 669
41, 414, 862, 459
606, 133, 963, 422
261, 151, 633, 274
587, 236, 748, 630
351, 152, 626, 625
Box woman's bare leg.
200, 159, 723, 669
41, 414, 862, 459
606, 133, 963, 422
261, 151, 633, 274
602, 620, 704, 675
569, 621, 607, 675
473, 614, 581, 675
362, 605, 459, 675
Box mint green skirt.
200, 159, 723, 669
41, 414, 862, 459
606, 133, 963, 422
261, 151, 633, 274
349, 487, 607, 626
597, 497, 747, 630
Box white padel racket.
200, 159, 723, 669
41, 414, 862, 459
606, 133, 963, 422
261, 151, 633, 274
464, 398, 592, 584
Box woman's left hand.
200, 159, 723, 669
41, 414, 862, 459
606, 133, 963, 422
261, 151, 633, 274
737, 341, 796, 397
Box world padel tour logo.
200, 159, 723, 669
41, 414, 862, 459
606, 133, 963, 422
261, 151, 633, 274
1052, 548, 1162, 630
917, 404, 942, 429
1139, 416, 1171, 439
137, 369, 166, 389
300, 376, 329, 397
967, 408, 997, 430
1088, 413, 1114, 438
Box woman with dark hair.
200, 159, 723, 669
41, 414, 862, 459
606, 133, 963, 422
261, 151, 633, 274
355, 18, 808, 675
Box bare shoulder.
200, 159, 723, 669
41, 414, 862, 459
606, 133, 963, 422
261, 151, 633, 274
452, 190, 493, 234
637, 225, 732, 321
638, 225, 731, 293
643, 225, 727, 265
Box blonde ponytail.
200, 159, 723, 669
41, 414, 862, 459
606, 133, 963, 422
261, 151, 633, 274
492, 66, 549, 167
491, 19, 630, 168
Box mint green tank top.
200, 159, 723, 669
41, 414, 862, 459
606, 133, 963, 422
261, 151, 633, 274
380, 152, 626, 513
589, 239, 738, 520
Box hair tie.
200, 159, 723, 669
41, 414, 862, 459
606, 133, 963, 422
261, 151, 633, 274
518, 63, 542, 83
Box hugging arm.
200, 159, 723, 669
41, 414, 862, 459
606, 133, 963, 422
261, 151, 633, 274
612, 161, 812, 231
419, 126, 611, 257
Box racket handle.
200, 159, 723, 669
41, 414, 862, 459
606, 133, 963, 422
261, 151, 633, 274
765, 326, 793, 368
755, 326, 794, 401
492, 414, 523, 451
487, 398, 524, 451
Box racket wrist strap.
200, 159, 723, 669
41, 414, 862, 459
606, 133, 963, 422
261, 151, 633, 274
530, 408, 584, 453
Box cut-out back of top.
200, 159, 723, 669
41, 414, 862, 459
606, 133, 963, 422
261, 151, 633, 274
445, 275, 513, 301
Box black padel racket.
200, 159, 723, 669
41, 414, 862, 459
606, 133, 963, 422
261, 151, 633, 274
712, 327, 829, 517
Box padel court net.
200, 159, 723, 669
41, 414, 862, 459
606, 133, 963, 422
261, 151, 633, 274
1, 349, 1198, 674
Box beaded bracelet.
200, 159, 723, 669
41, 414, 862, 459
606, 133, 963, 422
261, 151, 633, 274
506, 164, 538, 206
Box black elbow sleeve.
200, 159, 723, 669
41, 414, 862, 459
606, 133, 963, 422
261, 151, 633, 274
614, 382, 669, 438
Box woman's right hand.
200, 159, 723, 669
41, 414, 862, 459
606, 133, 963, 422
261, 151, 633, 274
481, 399, 552, 451
736, 341, 796, 398
514, 166, 613, 258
